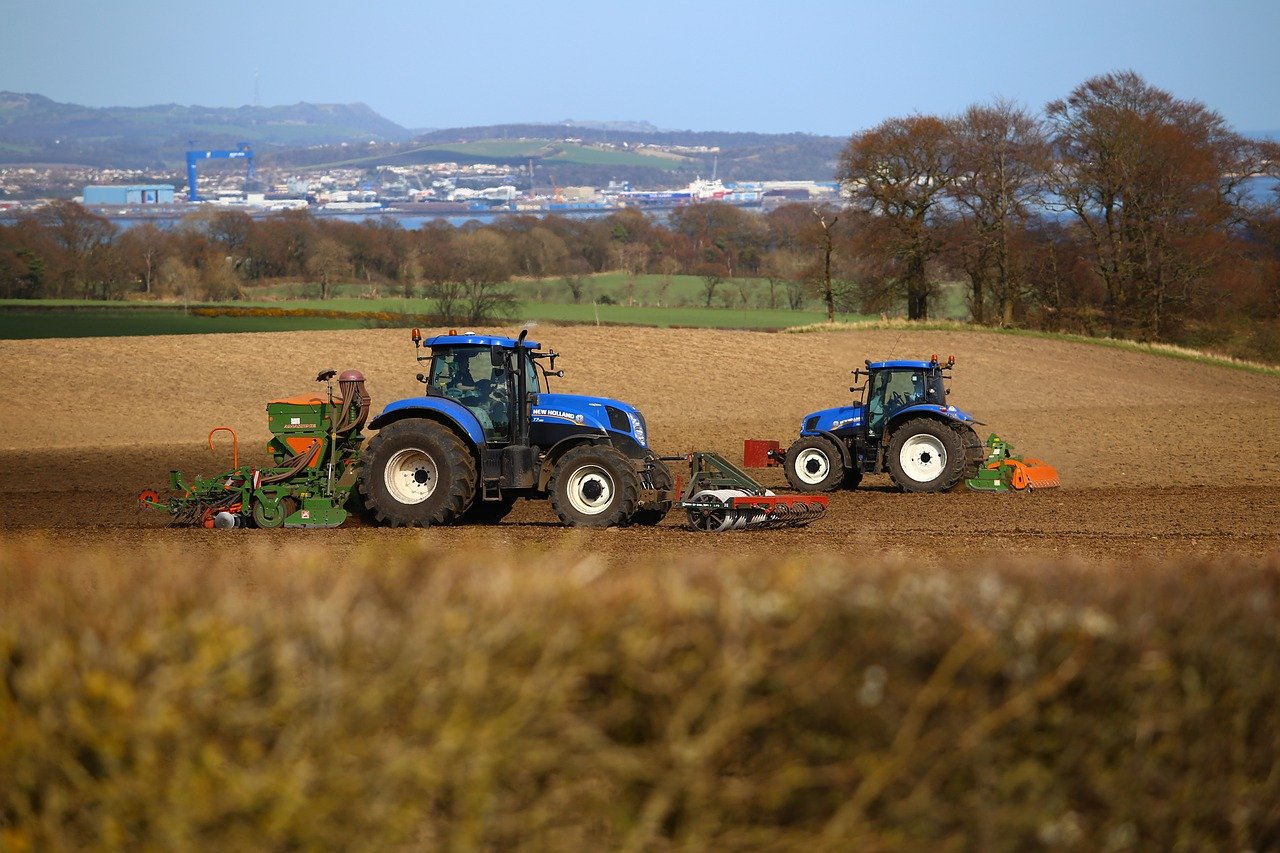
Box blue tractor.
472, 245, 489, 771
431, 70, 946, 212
356, 329, 675, 527
778, 355, 986, 494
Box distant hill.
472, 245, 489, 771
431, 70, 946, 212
0, 92, 414, 168
278, 123, 846, 185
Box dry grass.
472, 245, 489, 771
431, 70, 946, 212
2, 542, 1277, 849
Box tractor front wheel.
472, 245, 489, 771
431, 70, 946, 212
357, 419, 476, 526
549, 445, 640, 528
783, 435, 846, 492
887, 418, 966, 493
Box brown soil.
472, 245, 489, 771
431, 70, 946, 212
3, 325, 1278, 565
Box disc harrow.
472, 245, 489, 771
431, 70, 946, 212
674, 451, 827, 532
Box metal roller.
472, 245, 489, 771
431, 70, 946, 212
677, 453, 829, 532
686, 489, 757, 532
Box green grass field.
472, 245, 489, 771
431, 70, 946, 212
0, 274, 962, 338
0, 309, 369, 339
546, 144, 688, 170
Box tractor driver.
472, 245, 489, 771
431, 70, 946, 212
476, 370, 511, 437
432, 354, 477, 402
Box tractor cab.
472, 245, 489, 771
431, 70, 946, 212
859, 359, 950, 439
424, 339, 543, 442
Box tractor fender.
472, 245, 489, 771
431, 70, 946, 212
885, 403, 978, 436
536, 433, 613, 492
368, 397, 485, 449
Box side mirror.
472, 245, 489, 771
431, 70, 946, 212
490, 345, 504, 367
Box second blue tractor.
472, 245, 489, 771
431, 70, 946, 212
778, 355, 986, 494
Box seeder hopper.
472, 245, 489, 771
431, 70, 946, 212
139, 369, 370, 528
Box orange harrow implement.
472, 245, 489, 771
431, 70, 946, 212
966, 434, 1060, 493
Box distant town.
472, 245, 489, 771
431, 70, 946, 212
0, 135, 842, 221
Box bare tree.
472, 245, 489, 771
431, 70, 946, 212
839, 115, 955, 320
948, 99, 1049, 325
29, 201, 117, 298
306, 237, 351, 300
1045, 71, 1268, 338
449, 229, 516, 324
763, 249, 810, 310
813, 209, 839, 322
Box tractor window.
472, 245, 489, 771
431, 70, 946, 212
525, 356, 541, 395
429, 346, 513, 441
868, 368, 932, 435
883, 370, 927, 410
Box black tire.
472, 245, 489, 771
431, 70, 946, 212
357, 419, 477, 526
843, 466, 864, 490
887, 418, 966, 493
956, 424, 984, 479
549, 444, 640, 528
783, 435, 846, 492
460, 496, 517, 525
630, 457, 674, 526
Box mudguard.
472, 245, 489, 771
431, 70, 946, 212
886, 402, 980, 431
369, 397, 486, 447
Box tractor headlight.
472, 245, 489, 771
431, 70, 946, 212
628, 412, 648, 448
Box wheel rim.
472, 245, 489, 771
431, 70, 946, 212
687, 491, 732, 532
899, 434, 947, 482
385, 447, 439, 504
793, 447, 831, 485
565, 464, 614, 515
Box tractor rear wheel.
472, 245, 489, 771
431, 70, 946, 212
887, 418, 966, 493
357, 419, 476, 526
783, 435, 846, 492
549, 445, 640, 528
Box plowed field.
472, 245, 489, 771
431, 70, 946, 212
3, 326, 1277, 565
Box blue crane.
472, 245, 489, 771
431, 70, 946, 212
185, 143, 255, 202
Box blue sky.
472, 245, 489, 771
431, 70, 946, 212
3, 0, 1277, 136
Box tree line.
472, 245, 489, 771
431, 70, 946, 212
2, 72, 1278, 357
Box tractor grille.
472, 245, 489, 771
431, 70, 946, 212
606, 406, 632, 433
805, 416, 819, 432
